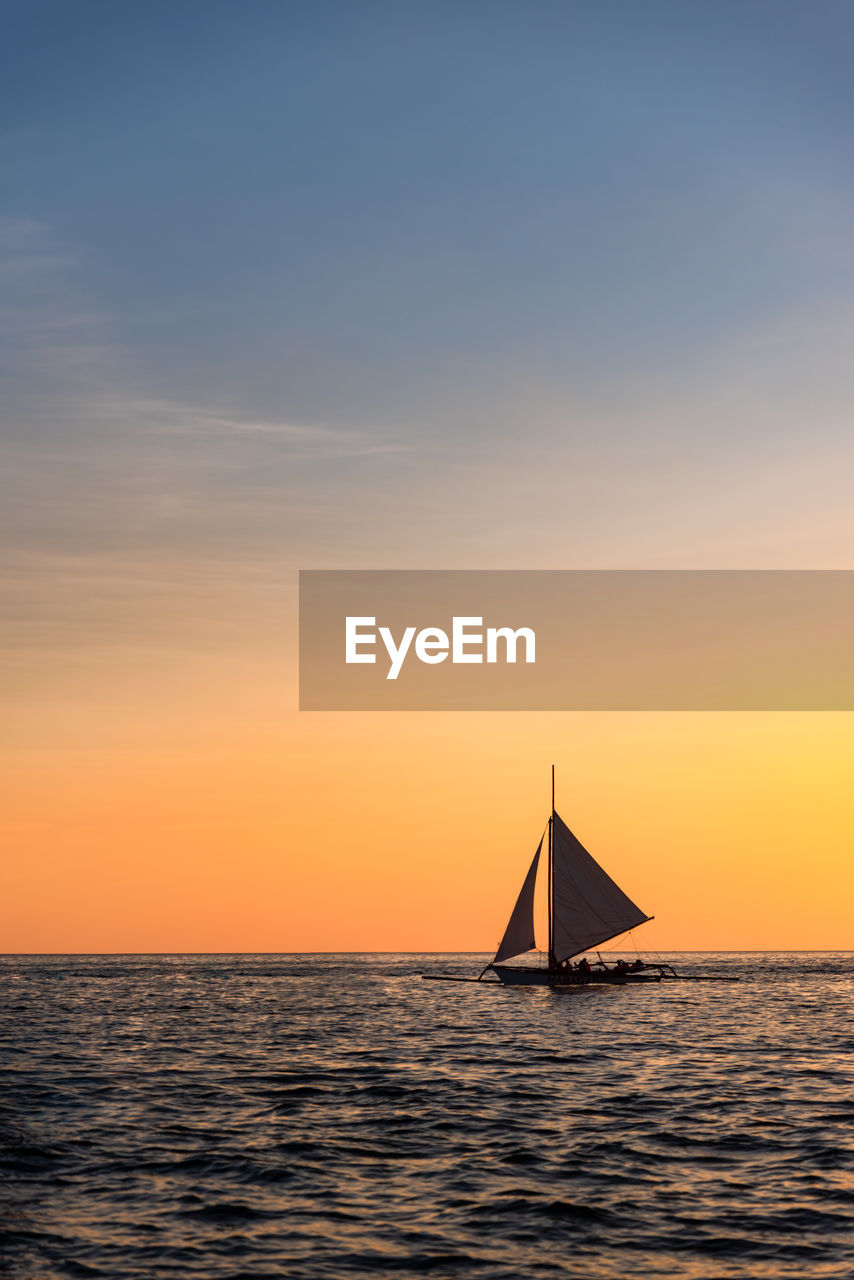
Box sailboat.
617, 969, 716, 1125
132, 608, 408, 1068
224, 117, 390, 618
423, 767, 675, 987
423, 768, 739, 987
485, 767, 659, 986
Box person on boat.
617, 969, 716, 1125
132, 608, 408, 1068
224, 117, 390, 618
577, 957, 591, 974
630, 958, 645, 971
615, 959, 630, 973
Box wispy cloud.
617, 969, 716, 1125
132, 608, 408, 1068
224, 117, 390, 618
0, 217, 408, 548
5, 203, 854, 675
0, 217, 111, 392
91, 395, 410, 460
0, 219, 418, 660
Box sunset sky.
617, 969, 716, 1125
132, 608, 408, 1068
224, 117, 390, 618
3, 2, 854, 952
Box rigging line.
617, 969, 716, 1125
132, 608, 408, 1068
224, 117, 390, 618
598, 931, 635, 954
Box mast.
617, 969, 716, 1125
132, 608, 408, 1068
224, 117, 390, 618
548, 764, 556, 968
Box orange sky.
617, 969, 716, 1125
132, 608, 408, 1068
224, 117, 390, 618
3, 636, 853, 952
5, 5, 854, 957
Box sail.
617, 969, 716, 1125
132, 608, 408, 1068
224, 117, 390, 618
552, 811, 651, 962
493, 837, 543, 963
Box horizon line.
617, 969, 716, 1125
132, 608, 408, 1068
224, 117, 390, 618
3, 949, 852, 958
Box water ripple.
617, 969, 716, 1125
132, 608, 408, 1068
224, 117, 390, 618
1, 952, 853, 1279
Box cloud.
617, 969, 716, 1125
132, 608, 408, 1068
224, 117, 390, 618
5, 207, 854, 676
0, 218, 417, 662
90, 395, 410, 460
0, 217, 408, 557
0, 217, 111, 396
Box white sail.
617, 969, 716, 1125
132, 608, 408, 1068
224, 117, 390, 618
552, 811, 650, 962
493, 837, 543, 963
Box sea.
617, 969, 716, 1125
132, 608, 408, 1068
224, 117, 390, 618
1, 953, 852, 1279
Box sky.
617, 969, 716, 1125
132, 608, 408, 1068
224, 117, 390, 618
2, 2, 854, 951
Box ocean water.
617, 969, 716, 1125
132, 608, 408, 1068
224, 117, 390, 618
1, 953, 852, 1279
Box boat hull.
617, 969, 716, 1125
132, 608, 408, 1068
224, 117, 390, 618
490, 965, 661, 987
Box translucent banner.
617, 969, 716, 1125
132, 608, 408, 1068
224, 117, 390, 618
299, 570, 854, 710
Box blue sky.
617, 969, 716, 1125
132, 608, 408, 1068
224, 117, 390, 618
4, 1, 854, 669
7, 2, 854, 413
